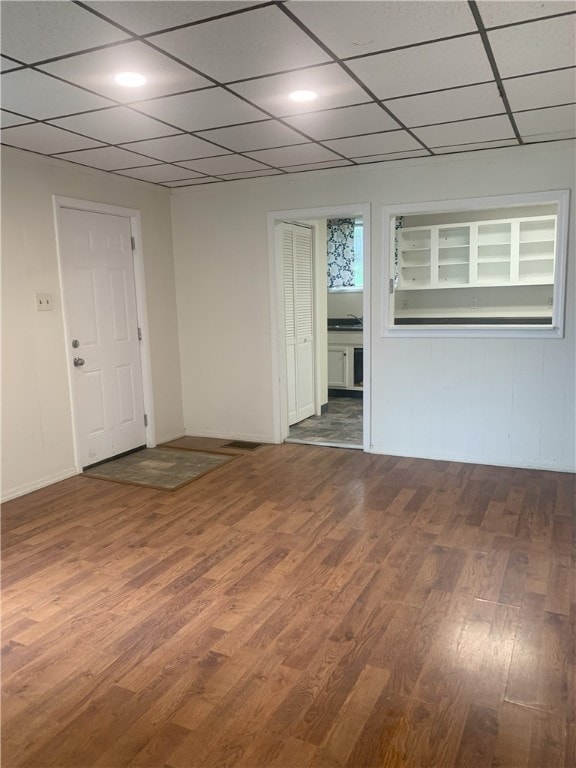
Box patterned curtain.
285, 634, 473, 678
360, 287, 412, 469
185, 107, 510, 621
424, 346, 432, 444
327, 218, 355, 287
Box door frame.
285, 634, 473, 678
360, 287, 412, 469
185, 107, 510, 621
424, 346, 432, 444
267, 203, 371, 449
53, 196, 156, 472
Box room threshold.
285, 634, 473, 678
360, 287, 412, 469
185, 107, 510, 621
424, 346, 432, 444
284, 437, 363, 450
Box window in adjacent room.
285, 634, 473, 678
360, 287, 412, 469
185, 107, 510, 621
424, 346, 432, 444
327, 217, 363, 291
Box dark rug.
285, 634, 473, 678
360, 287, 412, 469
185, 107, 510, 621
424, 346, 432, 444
83, 447, 236, 491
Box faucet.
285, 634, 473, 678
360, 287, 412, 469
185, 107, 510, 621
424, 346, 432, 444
347, 313, 363, 324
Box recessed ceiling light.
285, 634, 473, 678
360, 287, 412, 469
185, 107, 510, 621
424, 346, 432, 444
289, 90, 318, 103
114, 72, 147, 87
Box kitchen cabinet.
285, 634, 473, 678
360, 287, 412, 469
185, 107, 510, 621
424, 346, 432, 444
398, 215, 556, 290
327, 332, 363, 391
328, 346, 348, 388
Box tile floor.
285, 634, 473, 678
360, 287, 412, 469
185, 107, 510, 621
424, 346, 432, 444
286, 396, 363, 448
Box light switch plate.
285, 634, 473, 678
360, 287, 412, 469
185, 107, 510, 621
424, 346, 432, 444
35, 292, 54, 311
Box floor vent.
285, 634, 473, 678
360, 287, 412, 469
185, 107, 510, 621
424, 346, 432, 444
224, 441, 264, 450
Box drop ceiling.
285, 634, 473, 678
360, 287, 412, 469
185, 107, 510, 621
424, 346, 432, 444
1, 0, 575, 188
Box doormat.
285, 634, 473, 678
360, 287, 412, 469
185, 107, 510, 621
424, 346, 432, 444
83, 447, 236, 491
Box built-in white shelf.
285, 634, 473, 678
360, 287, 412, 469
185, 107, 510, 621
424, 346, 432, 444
397, 215, 556, 290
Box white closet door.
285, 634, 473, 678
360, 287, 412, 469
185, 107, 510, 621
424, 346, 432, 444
293, 225, 315, 422
283, 225, 298, 425
283, 222, 315, 426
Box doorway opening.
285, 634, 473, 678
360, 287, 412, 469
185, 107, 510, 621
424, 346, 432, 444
286, 395, 363, 449
268, 203, 370, 451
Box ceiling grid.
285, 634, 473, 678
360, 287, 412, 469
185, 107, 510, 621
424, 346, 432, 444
1, 0, 574, 187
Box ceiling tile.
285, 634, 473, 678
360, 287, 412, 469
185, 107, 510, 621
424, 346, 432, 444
50, 106, 181, 144
488, 15, 576, 78
196, 120, 308, 152
348, 36, 494, 100
134, 88, 266, 132
121, 134, 229, 162
152, 6, 330, 82
0, 1, 129, 63
387, 83, 505, 127
2, 1, 573, 186
323, 130, 423, 157
177, 155, 271, 176
353, 149, 430, 163
477, 1, 575, 28
433, 139, 519, 154
165, 177, 221, 187
1, 69, 114, 120
290, 0, 477, 59
284, 103, 399, 140
1, 55, 21, 71
412, 115, 516, 147
54, 146, 159, 170
245, 143, 341, 166
1, 111, 33, 129
116, 164, 203, 182
515, 104, 576, 142
220, 169, 284, 180
230, 64, 369, 117
1, 123, 103, 154
39, 41, 211, 102
283, 159, 354, 173
84, 1, 260, 36
504, 68, 576, 111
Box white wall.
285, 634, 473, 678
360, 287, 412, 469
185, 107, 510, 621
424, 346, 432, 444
1, 148, 184, 500
327, 290, 364, 319
171, 141, 575, 471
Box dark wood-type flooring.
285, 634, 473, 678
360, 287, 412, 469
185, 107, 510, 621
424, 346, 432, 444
2, 442, 575, 767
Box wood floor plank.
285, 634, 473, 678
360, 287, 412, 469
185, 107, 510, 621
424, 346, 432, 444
505, 592, 571, 716
320, 664, 390, 765
470, 600, 519, 710
1, 443, 574, 767
344, 688, 411, 767
453, 548, 509, 602
454, 703, 499, 768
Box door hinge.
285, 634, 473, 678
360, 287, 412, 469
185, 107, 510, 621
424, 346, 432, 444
137, 326, 143, 341
131, 236, 136, 251
144, 414, 148, 427
389, 278, 394, 294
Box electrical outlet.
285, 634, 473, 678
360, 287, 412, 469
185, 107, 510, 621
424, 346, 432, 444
470, 298, 478, 309
35, 292, 53, 311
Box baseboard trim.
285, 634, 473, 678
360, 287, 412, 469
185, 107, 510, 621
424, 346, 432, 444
2, 466, 79, 503
154, 431, 186, 447
328, 389, 363, 399
185, 428, 278, 444
367, 445, 576, 474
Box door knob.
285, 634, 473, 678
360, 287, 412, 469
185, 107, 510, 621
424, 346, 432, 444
73, 357, 85, 367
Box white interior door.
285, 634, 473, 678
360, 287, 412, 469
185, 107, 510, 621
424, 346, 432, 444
59, 208, 146, 467
283, 222, 315, 426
